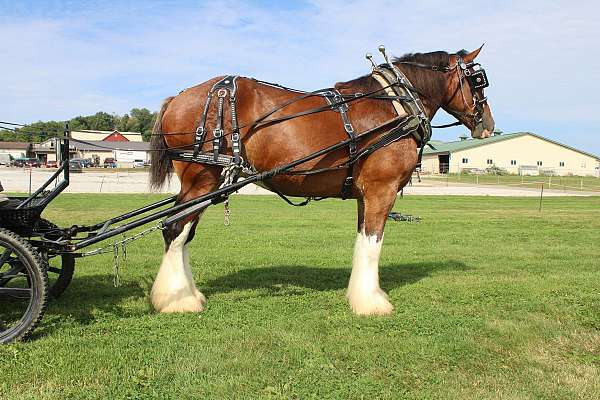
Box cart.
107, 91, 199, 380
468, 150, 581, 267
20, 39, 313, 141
1, 118, 395, 343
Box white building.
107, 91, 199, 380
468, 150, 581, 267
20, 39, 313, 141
421, 132, 600, 176
33, 131, 149, 167
0, 142, 31, 159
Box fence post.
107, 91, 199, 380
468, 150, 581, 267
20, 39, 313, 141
476, 175, 479, 185
539, 183, 544, 212
521, 174, 524, 184
581, 178, 583, 191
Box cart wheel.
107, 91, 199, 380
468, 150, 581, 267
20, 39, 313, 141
35, 219, 75, 299
46, 254, 75, 299
0, 228, 49, 343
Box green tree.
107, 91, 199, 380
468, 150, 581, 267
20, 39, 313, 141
117, 114, 130, 131
0, 107, 157, 143
127, 108, 156, 141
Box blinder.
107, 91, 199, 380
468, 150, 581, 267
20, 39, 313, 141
460, 61, 489, 90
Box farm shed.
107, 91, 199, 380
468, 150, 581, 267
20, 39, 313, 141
421, 132, 600, 176
0, 142, 31, 159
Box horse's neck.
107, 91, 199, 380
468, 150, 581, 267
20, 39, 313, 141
394, 65, 444, 120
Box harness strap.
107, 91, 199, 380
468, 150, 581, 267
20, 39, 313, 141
270, 187, 326, 207
230, 89, 241, 165
191, 75, 242, 164
213, 93, 225, 162
322, 89, 358, 199
193, 92, 213, 158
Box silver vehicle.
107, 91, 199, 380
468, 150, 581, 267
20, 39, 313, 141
0, 154, 13, 166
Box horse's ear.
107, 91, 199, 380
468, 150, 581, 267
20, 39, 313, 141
463, 44, 484, 63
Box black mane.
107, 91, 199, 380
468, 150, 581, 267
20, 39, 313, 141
393, 49, 468, 69
336, 49, 468, 111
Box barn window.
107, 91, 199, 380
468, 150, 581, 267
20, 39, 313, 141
511, 160, 517, 165
462, 158, 469, 164
559, 161, 565, 167
537, 161, 543, 166
486, 159, 493, 165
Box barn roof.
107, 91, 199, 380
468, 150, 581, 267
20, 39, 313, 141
423, 132, 600, 160
0, 141, 30, 150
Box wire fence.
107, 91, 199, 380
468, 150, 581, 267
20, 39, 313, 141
423, 167, 600, 193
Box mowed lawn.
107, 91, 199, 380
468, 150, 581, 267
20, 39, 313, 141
2, 194, 600, 399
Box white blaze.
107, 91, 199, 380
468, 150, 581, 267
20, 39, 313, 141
151, 221, 206, 313
346, 231, 393, 315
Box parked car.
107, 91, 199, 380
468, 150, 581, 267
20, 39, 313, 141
69, 160, 83, 173
132, 159, 145, 168
71, 158, 92, 168
103, 158, 117, 168
0, 154, 13, 166
45, 160, 58, 168
15, 158, 40, 168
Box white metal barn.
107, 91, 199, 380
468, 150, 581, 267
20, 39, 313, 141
421, 132, 600, 176
0, 142, 30, 159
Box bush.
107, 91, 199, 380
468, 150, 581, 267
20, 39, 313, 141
485, 165, 507, 175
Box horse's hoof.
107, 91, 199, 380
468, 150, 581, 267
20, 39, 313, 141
347, 289, 394, 316
151, 290, 207, 313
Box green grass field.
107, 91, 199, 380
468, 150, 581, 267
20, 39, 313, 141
2, 194, 600, 399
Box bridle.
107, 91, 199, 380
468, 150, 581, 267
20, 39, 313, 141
397, 56, 490, 129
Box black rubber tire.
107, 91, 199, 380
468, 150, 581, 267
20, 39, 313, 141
47, 254, 75, 299
35, 219, 75, 299
0, 228, 49, 344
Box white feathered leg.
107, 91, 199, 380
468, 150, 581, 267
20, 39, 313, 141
346, 231, 393, 316
151, 222, 206, 313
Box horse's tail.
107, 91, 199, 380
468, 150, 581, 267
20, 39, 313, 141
150, 96, 175, 190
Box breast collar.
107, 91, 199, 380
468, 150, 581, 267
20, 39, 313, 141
370, 64, 432, 146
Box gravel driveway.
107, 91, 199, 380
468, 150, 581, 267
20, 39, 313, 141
1, 168, 595, 197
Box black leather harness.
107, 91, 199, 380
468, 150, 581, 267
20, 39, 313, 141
168, 68, 432, 201
169, 75, 246, 169
320, 89, 357, 199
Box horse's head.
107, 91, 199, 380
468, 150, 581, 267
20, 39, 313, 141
441, 46, 495, 138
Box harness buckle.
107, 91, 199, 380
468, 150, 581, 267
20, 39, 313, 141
232, 131, 240, 142
349, 144, 357, 157
341, 175, 354, 199
344, 123, 354, 134
213, 128, 223, 138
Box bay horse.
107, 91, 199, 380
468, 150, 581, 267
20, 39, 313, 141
148, 46, 494, 316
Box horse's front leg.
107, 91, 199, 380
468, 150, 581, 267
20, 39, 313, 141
151, 215, 206, 313
346, 183, 398, 316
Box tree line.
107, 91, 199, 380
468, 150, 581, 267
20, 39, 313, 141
1, 108, 157, 143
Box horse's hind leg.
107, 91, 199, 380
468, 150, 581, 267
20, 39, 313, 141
346, 182, 398, 316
